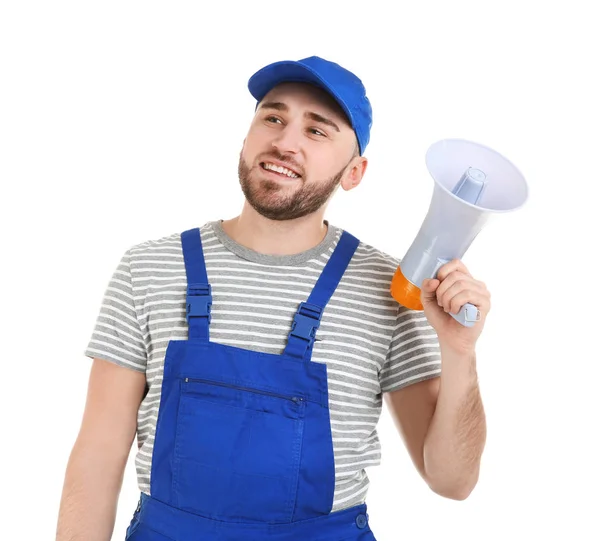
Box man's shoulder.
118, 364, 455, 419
330, 228, 402, 308
342, 229, 401, 273
125, 222, 214, 259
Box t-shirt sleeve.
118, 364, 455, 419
83, 248, 147, 373
379, 307, 442, 393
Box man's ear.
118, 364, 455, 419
341, 157, 368, 191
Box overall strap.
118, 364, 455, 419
181, 228, 212, 342
284, 231, 360, 361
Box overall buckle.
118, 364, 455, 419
186, 283, 212, 323
290, 302, 323, 341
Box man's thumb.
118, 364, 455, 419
421, 278, 440, 304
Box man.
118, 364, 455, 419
56, 56, 489, 541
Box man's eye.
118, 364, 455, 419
265, 116, 282, 124
309, 128, 326, 137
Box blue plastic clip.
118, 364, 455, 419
290, 302, 323, 341
186, 283, 212, 323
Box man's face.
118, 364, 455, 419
238, 82, 365, 221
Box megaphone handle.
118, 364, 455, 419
433, 258, 480, 328
450, 303, 480, 328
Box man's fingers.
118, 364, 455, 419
436, 259, 472, 281
421, 278, 440, 302
439, 280, 490, 314
434, 271, 473, 305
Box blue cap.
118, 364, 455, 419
248, 56, 373, 155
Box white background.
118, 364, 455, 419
1, 1, 599, 539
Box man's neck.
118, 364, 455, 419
220, 204, 329, 256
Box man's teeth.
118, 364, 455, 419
262, 162, 300, 178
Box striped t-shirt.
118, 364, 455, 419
84, 220, 442, 512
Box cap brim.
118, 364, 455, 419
248, 61, 354, 129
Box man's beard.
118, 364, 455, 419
238, 151, 344, 221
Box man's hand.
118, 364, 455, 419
420, 259, 491, 354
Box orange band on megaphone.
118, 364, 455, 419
390, 266, 424, 310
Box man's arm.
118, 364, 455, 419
384, 258, 490, 499
56, 358, 146, 541
384, 347, 486, 500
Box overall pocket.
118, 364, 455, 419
173, 377, 305, 523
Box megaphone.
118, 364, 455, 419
390, 138, 528, 327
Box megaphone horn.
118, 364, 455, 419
390, 138, 529, 327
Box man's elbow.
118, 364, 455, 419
430, 483, 475, 501
426, 473, 479, 501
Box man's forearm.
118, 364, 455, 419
423, 346, 487, 500
56, 437, 126, 541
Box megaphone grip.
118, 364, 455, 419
391, 263, 481, 328
433, 258, 480, 328
450, 303, 480, 327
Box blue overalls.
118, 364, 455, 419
125, 227, 377, 540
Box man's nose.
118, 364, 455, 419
271, 125, 302, 154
